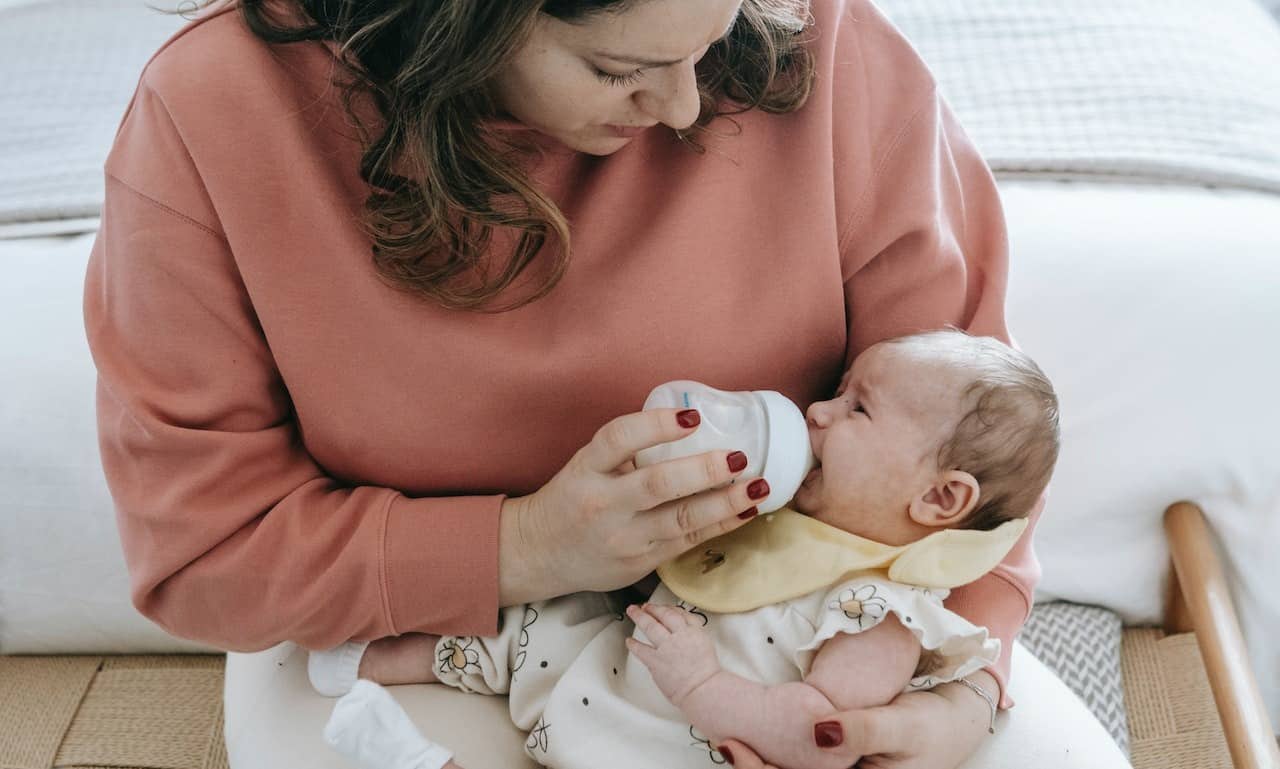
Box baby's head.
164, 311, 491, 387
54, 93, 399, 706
791, 330, 1060, 545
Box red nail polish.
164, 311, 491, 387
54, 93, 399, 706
814, 721, 843, 748
677, 409, 700, 428
737, 506, 758, 520
747, 479, 770, 500
717, 745, 735, 765
726, 451, 748, 472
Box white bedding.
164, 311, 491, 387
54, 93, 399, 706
3, 181, 1279, 728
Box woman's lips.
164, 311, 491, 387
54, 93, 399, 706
606, 124, 654, 138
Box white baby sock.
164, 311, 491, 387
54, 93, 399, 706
308, 640, 371, 697
324, 679, 455, 769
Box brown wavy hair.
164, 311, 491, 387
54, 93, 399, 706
162, 0, 815, 311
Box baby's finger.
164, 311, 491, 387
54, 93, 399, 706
624, 637, 654, 664
648, 604, 696, 632
626, 604, 671, 645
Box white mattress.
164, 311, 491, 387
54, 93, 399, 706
3, 181, 1279, 728
0, 228, 213, 654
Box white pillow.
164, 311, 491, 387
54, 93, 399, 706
0, 232, 217, 654
1000, 180, 1280, 730
1256, 0, 1280, 20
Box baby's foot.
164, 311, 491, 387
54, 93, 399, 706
308, 640, 370, 697
324, 679, 458, 769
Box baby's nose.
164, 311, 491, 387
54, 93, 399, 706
806, 399, 835, 427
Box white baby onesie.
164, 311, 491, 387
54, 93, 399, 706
429, 574, 999, 769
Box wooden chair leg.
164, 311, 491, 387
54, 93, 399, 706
1164, 501, 1280, 769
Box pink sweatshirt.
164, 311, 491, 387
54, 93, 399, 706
83, 0, 1037, 707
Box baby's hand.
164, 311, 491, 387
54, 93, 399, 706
625, 603, 721, 706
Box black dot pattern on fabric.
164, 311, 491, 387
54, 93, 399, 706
766, 636, 774, 644
540, 660, 548, 668
612, 667, 618, 675
582, 697, 589, 706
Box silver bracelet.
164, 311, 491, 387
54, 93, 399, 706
955, 677, 997, 734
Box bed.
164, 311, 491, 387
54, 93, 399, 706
2, 0, 1278, 767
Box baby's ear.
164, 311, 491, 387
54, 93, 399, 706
908, 471, 980, 528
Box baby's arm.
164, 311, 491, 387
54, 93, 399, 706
627, 604, 920, 769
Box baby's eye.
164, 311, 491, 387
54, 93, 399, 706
850, 401, 866, 415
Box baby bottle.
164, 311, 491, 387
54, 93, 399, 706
633, 381, 816, 514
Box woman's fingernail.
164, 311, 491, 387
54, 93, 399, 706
717, 745, 735, 765
814, 720, 844, 748
747, 479, 770, 500
677, 409, 700, 428
726, 451, 748, 472
737, 506, 758, 520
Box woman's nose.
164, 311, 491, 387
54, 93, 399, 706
634, 60, 702, 131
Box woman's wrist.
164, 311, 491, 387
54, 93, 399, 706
497, 495, 561, 607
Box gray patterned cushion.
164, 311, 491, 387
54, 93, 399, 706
1019, 602, 1129, 754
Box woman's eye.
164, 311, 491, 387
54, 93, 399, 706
594, 67, 645, 87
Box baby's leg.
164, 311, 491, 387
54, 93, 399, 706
308, 633, 440, 697
359, 633, 442, 686
434, 591, 616, 730
324, 592, 615, 769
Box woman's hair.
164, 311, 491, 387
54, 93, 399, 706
161, 0, 815, 311
885, 330, 1062, 532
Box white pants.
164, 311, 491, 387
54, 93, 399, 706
223, 638, 1133, 769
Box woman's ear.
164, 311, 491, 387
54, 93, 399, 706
908, 470, 980, 528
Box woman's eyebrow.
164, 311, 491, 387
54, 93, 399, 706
593, 9, 741, 67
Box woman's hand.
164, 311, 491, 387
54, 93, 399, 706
498, 408, 769, 604
715, 671, 998, 769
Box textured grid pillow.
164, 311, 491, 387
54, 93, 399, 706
875, 0, 1280, 194
1019, 602, 1129, 755
0, 0, 186, 232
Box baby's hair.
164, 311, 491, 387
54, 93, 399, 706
884, 330, 1061, 531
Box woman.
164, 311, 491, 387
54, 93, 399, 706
82, 0, 1129, 767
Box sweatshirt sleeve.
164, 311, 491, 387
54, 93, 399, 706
82, 79, 503, 652
831, 6, 1040, 706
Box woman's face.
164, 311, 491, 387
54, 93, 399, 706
490, 0, 744, 155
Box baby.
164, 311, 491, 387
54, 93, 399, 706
312, 329, 1060, 769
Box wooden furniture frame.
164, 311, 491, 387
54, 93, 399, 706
1164, 501, 1280, 769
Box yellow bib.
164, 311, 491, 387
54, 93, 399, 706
656, 508, 1028, 614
